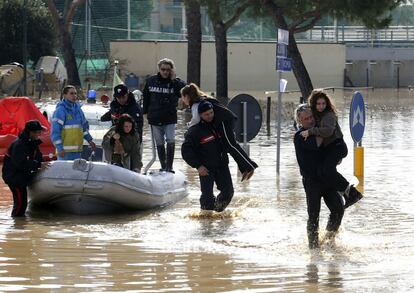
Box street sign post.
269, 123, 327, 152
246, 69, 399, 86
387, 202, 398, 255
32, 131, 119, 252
350, 91, 366, 178
275, 28, 291, 175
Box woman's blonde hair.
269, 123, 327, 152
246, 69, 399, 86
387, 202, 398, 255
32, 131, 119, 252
180, 83, 213, 106
307, 90, 337, 114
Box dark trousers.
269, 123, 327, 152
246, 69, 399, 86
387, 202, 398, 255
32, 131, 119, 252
320, 138, 349, 192
303, 177, 344, 247
218, 121, 257, 173
8, 184, 28, 217
199, 165, 234, 210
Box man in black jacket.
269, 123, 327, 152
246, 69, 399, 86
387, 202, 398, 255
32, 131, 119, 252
143, 58, 186, 172
182, 101, 234, 212
294, 104, 344, 249
101, 84, 144, 142
2, 120, 49, 217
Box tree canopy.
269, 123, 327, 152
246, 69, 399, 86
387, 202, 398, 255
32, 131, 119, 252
0, 0, 57, 65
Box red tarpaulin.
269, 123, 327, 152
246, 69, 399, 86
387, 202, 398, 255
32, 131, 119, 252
0, 97, 55, 161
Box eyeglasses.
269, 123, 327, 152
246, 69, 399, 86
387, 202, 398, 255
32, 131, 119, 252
296, 104, 309, 112
160, 67, 171, 72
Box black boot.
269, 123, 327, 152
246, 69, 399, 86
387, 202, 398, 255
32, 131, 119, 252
166, 143, 175, 173
156, 145, 166, 171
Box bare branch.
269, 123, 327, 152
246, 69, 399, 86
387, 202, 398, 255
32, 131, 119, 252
292, 15, 322, 33
224, 0, 252, 30
65, 0, 86, 29
289, 10, 321, 31
46, 0, 60, 28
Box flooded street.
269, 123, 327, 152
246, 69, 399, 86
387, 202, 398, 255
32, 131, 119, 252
1, 89, 414, 292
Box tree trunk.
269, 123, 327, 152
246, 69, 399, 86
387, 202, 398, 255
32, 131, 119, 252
213, 22, 228, 105
265, 0, 314, 99
60, 25, 81, 87
288, 32, 313, 99
185, 0, 201, 86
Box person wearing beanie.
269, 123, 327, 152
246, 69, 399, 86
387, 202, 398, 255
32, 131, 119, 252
142, 58, 186, 172
2, 120, 50, 216
181, 83, 258, 181
181, 101, 235, 212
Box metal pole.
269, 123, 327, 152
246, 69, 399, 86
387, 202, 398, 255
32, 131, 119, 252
242, 101, 248, 153
266, 96, 271, 136
23, 0, 27, 96
181, 3, 186, 39
276, 71, 282, 175
127, 0, 131, 39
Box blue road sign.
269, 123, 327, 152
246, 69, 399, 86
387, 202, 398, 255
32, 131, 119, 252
349, 91, 366, 143
276, 57, 292, 72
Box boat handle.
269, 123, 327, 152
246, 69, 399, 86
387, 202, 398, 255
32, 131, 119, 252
54, 181, 74, 188
84, 183, 104, 190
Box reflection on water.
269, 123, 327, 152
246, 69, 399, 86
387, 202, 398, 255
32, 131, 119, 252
0, 89, 414, 291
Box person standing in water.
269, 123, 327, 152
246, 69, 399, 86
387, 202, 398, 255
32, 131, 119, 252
181, 83, 257, 181
183, 100, 248, 212
142, 58, 186, 173
300, 90, 363, 208
294, 104, 345, 249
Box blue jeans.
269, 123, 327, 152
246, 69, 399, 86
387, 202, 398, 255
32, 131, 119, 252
57, 152, 82, 160
151, 124, 176, 146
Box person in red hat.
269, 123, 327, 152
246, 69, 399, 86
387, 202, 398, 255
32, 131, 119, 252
2, 120, 50, 217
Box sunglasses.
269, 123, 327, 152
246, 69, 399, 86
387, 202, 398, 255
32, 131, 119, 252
160, 68, 171, 72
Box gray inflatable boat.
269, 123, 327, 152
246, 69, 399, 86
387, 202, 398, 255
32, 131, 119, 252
28, 159, 188, 215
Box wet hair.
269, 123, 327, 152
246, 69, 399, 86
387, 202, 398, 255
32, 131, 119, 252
294, 103, 312, 125
180, 83, 213, 106
62, 85, 76, 95
307, 90, 337, 114
115, 114, 136, 135
157, 58, 175, 69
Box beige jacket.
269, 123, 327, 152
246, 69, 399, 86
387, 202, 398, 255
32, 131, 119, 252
308, 111, 343, 146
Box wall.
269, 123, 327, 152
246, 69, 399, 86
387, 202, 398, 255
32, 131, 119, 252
110, 40, 346, 93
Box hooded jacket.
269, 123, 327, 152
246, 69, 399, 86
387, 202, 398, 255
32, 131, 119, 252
2, 130, 43, 186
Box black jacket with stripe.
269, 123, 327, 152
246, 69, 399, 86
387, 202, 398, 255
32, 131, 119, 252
181, 120, 229, 171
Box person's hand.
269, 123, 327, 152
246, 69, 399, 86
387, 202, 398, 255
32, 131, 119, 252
89, 140, 97, 151
241, 169, 254, 182
197, 165, 209, 176
300, 130, 309, 140
58, 150, 65, 158
113, 133, 120, 140
40, 162, 51, 170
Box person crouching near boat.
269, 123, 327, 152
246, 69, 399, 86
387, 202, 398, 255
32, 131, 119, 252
102, 114, 142, 173
2, 120, 50, 217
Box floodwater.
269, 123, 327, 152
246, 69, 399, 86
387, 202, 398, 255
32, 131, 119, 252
0, 89, 413, 292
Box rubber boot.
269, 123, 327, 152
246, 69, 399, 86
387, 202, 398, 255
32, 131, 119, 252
156, 145, 166, 171
166, 143, 175, 173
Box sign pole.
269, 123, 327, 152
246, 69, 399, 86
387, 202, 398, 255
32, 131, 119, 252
275, 28, 291, 175
276, 71, 282, 174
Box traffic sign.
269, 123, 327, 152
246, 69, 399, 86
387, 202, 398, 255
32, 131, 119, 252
349, 91, 366, 143
276, 43, 288, 57
276, 57, 292, 72
278, 28, 289, 45
228, 94, 262, 142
